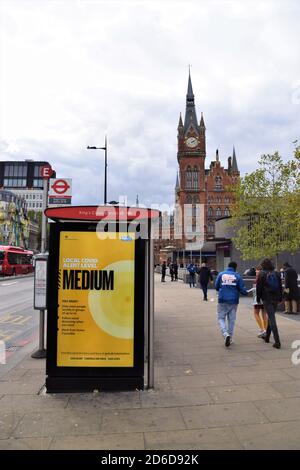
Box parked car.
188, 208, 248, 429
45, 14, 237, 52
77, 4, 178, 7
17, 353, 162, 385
243, 267, 256, 276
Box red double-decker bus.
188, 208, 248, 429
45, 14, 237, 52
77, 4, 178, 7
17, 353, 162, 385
0, 246, 34, 276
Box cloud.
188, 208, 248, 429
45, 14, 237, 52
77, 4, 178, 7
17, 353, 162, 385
0, 0, 299, 207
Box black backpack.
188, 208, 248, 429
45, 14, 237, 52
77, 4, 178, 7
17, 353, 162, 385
266, 271, 280, 292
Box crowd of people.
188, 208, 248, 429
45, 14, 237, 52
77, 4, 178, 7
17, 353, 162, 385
160, 258, 299, 349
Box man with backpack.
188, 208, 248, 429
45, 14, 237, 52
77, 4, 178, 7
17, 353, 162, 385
198, 261, 213, 301
215, 261, 248, 347
256, 258, 283, 349
187, 262, 197, 288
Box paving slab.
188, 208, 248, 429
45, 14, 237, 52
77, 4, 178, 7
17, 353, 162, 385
227, 369, 292, 385
144, 428, 243, 450
0, 412, 23, 439
254, 397, 300, 422
140, 387, 212, 408
67, 391, 141, 410
100, 408, 186, 434
168, 373, 234, 389
181, 402, 267, 429
0, 394, 69, 413
206, 383, 283, 404
13, 409, 102, 438
0, 437, 52, 450
271, 380, 300, 398
49, 433, 145, 450
233, 421, 300, 450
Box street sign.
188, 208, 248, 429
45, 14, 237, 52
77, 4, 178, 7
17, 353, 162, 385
34, 255, 48, 309
48, 178, 72, 205
40, 165, 53, 179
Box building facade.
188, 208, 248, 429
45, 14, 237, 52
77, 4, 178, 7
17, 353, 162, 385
0, 160, 56, 212
155, 73, 239, 266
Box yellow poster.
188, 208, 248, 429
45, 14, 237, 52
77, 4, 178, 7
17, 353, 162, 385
57, 231, 135, 367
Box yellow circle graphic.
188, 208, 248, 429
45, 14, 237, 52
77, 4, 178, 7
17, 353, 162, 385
88, 260, 134, 339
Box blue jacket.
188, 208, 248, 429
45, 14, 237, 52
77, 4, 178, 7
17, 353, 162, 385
215, 267, 248, 304
187, 264, 197, 275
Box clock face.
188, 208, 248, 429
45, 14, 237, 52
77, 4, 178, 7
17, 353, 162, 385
186, 137, 198, 148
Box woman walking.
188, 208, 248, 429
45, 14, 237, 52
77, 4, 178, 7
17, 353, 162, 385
256, 259, 283, 349
248, 266, 268, 338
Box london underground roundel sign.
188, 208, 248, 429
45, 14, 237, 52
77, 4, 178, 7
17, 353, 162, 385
51, 179, 70, 195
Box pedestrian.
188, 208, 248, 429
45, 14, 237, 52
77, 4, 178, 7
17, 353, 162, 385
198, 262, 213, 301
161, 261, 166, 282
170, 263, 175, 281
173, 262, 178, 281
215, 261, 248, 347
248, 265, 268, 338
256, 258, 283, 349
282, 262, 299, 314
187, 262, 196, 287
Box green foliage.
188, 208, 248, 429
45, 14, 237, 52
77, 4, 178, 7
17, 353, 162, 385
228, 148, 300, 262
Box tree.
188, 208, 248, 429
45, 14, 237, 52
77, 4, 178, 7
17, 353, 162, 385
228, 149, 300, 268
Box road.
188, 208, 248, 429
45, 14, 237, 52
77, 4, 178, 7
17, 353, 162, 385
0, 276, 39, 377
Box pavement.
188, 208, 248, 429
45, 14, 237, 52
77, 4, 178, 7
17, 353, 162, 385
1, 273, 300, 450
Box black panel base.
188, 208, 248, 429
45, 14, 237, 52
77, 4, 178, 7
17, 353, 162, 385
46, 376, 144, 393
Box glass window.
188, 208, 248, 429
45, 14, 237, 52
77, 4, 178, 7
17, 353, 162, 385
192, 166, 199, 189
185, 166, 192, 189
33, 179, 43, 188
216, 207, 221, 217
208, 207, 213, 216
34, 165, 43, 177
224, 207, 230, 216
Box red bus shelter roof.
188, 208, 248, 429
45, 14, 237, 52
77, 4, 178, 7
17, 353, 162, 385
45, 205, 160, 222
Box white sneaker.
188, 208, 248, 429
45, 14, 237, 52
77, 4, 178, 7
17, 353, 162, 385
257, 331, 266, 338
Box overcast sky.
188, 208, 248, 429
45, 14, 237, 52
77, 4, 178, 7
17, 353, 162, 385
0, 0, 299, 207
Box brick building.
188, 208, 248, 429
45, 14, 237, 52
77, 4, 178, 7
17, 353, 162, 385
155, 72, 239, 267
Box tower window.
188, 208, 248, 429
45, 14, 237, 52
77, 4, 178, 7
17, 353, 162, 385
216, 207, 221, 217
192, 166, 199, 189
224, 207, 230, 217
185, 166, 192, 189
208, 207, 213, 217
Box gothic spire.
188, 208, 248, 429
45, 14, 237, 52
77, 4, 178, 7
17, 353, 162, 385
232, 145, 239, 172
177, 113, 183, 129
175, 172, 180, 190
200, 112, 205, 128
183, 71, 199, 134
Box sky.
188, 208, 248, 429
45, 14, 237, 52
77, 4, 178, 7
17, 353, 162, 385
0, 0, 299, 208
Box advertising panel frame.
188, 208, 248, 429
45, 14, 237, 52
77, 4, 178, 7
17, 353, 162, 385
46, 221, 146, 392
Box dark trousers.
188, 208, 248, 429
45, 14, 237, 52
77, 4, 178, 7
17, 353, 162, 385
263, 301, 280, 344
200, 282, 208, 300
161, 272, 166, 282
189, 273, 195, 287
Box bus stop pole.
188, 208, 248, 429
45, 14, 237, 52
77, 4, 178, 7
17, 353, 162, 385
41, 178, 48, 253
147, 230, 155, 389
144, 240, 149, 366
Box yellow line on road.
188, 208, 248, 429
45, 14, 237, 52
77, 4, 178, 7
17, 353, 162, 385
0, 314, 32, 325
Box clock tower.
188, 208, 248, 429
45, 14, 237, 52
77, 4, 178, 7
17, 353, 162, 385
176, 71, 206, 244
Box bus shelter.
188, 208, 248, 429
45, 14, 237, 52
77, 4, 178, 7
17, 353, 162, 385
44, 205, 159, 393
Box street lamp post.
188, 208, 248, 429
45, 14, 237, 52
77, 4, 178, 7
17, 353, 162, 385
87, 135, 107, 204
